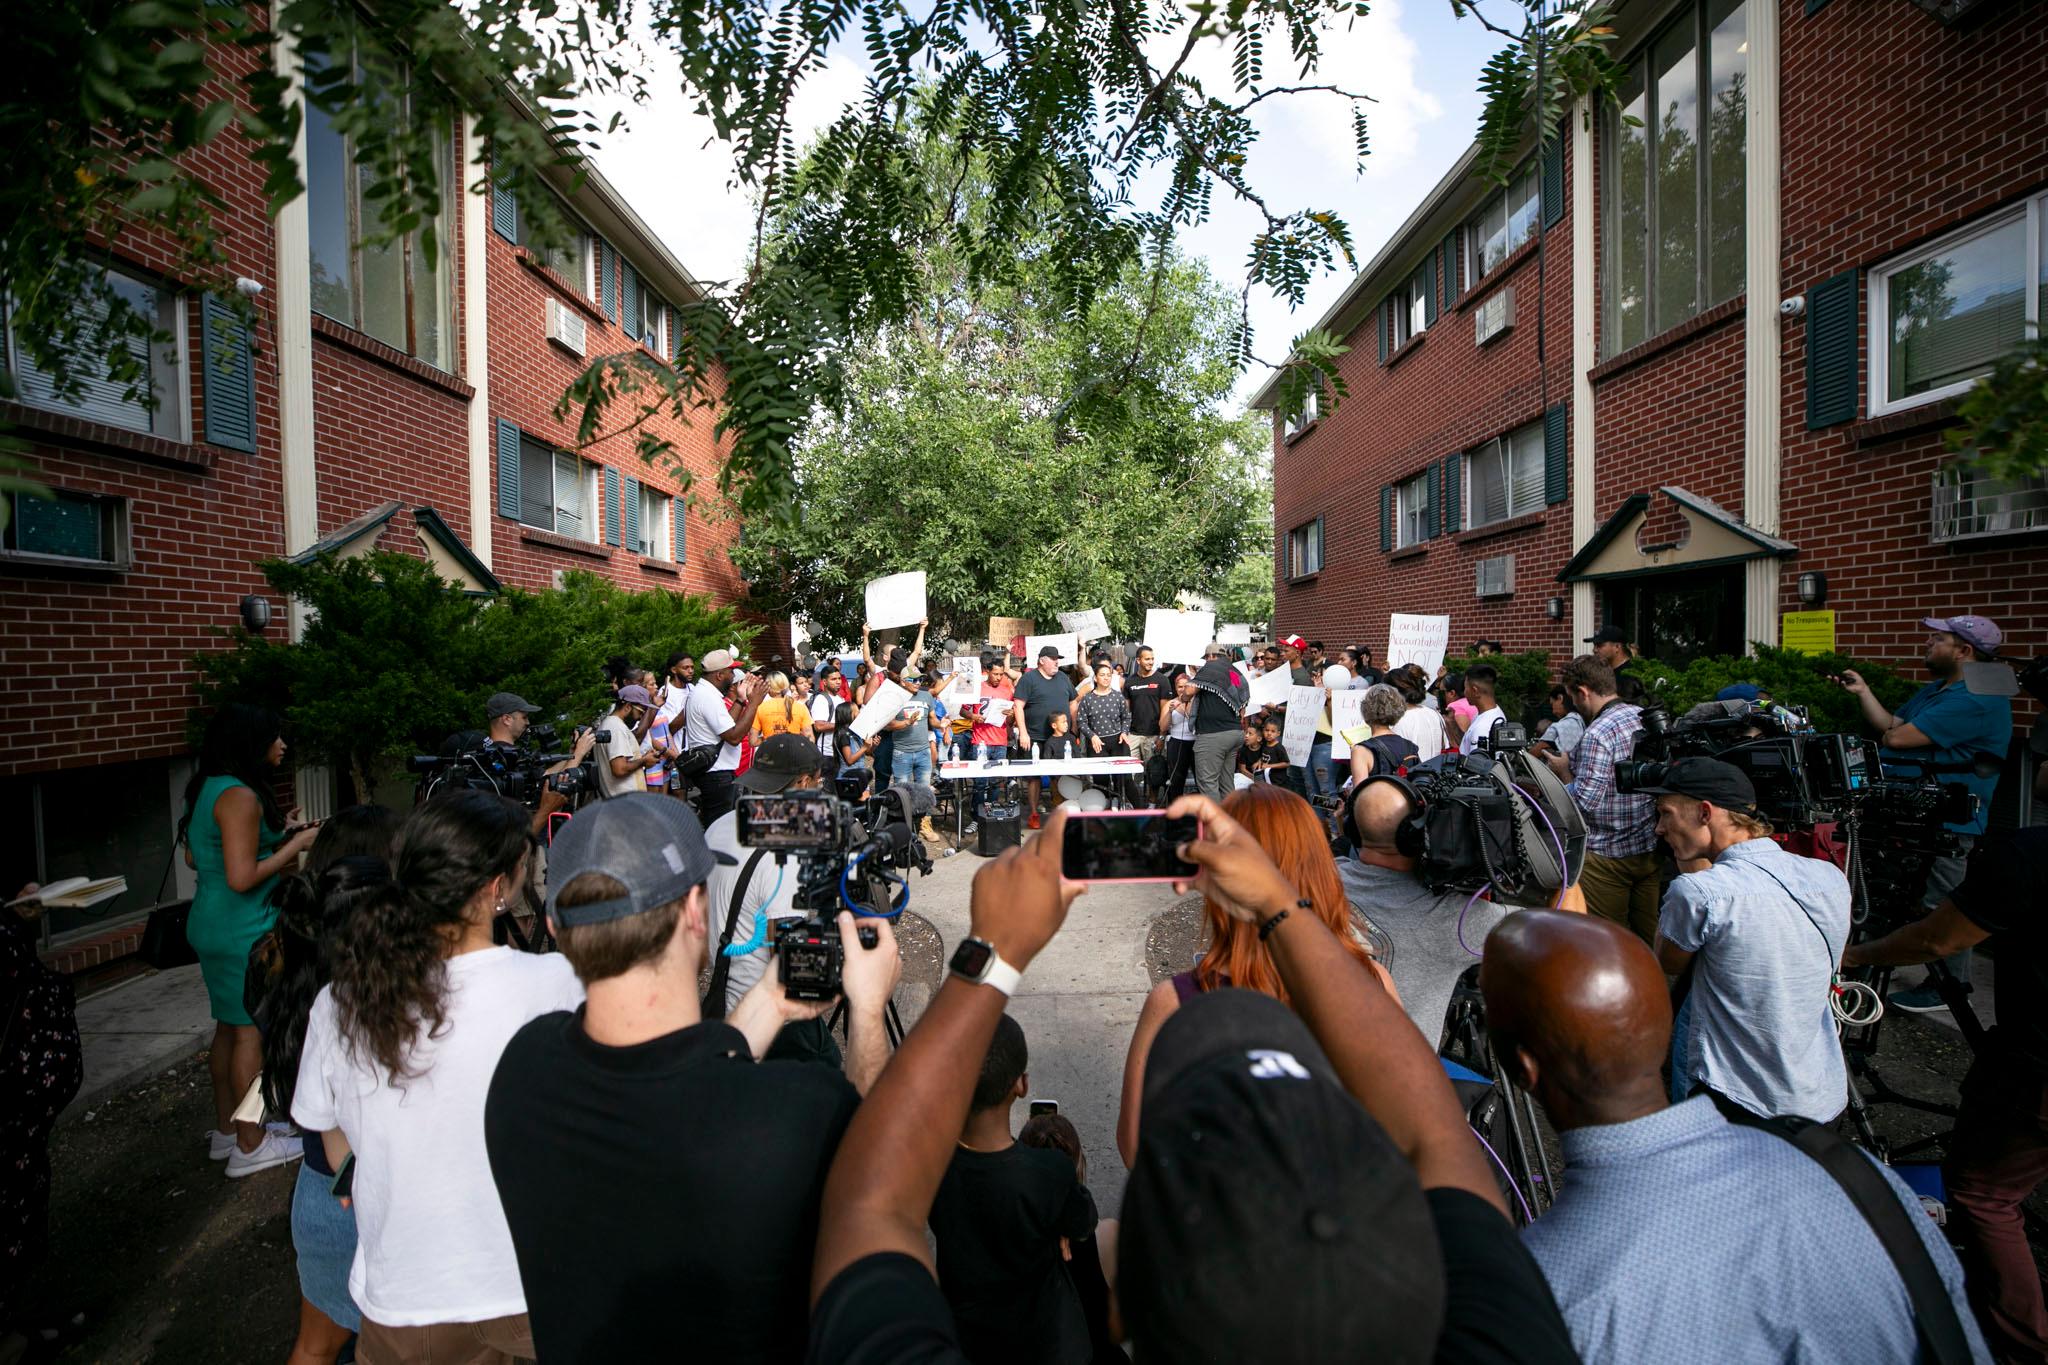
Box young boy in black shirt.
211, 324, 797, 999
926, 1013, 1097, 1365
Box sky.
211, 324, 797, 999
571, 0, 1511, 410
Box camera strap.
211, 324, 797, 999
700, 849, 769, 1021
1734, 1112, 1976, 1365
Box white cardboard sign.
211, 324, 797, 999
1329, 690, 1366, 760
1246, 663, 1294, 713
864, 572, 928, 631
1024, 632, 1081, 667
1057, 608, 1111, 643
1387, 613, 1451, 676
1216, 622, 1254, 646
850, 679, 913, 741
1282, 686, 1324, 768
1145, 608, 1216, 666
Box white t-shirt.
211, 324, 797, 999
595, 713, 646, 798
1393, 706, 1446, 762
1460, 705, 1505, 756
683, 678, 742, 773
292, 948, 585, 1327
703, 809, 806, 1009
655, 682, 687, 728
810, 692, 839, 757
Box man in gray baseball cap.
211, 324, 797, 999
487, 789, 899, 1363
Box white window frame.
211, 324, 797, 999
1463, 420, 1546, 529
1868, 195, 2043, 419
517, 434, 598, 541
1287, 517, 1323, 578
636, 482, 670, 559
1, 487, 132, 569
1468, 160, 1541, 284
6, 269, 188, 441
1392, 260, 1433, 348
1282, 386, 1321, 439
1396, 471, 1431, 549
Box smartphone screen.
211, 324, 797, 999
1060, 810, 1200, 882
1029, 1099, 1059, 1117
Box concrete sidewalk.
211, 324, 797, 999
62, 963, 217, 1121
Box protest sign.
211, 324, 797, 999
940, 656, 982, 704
1145, 608, 1216, 665
1216, 623, 1254, 646
987, 617, 1034, 652
1282, 686, 1323, 767
1024, 632, 1081, 666
1387, 614, 1451, 675
1246, 664, 1294, 712
850, 679, 913, 741
1329, 690, 1366, 760
1057, 608, 1111, 642
864, 572, 927, 631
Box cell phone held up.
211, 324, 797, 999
1059, 810, 1201, 883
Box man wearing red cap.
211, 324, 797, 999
1278, 634, 1312, 686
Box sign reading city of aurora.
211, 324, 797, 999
1386, 614, 1451, 676
1057, 609, 1111, 643
1282, 687, 1324, 767
1145, 608, 1216, 666
864, 572, 927, 631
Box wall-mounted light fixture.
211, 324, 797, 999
239, 594, 273, 633
1545, 596, 1566, 621
1797, 571, 1827, 607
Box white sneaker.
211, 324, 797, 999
206, 1128, 236, 1161
225, 1129, 304, 1179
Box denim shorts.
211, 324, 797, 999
291, 1159, 362, 1331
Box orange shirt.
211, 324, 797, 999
754, 696, 813, 742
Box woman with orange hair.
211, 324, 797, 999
1115, 783, 1398, 1166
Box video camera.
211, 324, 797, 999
406, 723, 598, 809
735, 785, 931, 1000
1356, 723, 1588, 904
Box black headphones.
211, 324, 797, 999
1347, 771, 1427, 859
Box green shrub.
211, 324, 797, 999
1440, 650, 1557, 732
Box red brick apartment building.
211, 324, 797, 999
1259, 0, 2047, 722
0, 23, 772, 951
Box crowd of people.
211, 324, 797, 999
5, 611, 2041, 1365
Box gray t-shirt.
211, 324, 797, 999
1658, 839, 1851, 1123
1338, 857, 1510, 1047
896, 687, 936, 753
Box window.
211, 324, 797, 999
1602, 0, 1748, 356
1283, 386, 1321, 439
7, 268, 185, 439
516, 434, 595, 539
1391, 259, 1435, 349
1469, 160, 1541, 281
3, 489, 130, 567
1871, 195, 2044, 416
1465, 420, 1546, 528
1396, 470, 1431, 548
513, 192, 594, 296
635, 483, 669, 559
305, 52, 456, 370
1287, 518, 1323, 578
626, 283, 665, 353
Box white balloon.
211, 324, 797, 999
1058, 800, 1083, 813
1056, 776, 1087, 801
1078, 788, 1110, 811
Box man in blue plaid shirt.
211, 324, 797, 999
1543, 655, 1661, 941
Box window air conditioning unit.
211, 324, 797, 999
1474, 286, 1516, 347
1475, 554, 1515, 598
546, 298, 586, 357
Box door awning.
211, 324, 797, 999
291, 501, 501, 596
1557, 486, 1796, 583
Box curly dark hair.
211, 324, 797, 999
329, 789, 530, 1083
253, 806, 403, 1115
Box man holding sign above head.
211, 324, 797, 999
1014, 643, 1079, 829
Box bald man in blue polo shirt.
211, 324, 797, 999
1838, 612, 2011, 1014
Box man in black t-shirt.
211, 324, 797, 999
484, 794, 901, 1365
1122, 645, 1169, 803
928, 1012, 1095, 1364
1012, 643, 1079, 829
1846, 799, 2048, 1361
805, 800, 1576, 1365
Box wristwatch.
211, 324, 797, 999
949, 937, 1023, 997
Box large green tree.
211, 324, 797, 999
8, 0, 1626, 525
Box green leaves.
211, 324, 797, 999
1947, 334, 2048, 486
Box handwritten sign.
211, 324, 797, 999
1387, 613, 1451, 675
1058, 608, 1111, 643
1216, 622, 1254, 646
1282, 686, 1324, 768
850, 679, 913, 741
864, 571, 927, 631
1781, 610, 1836, 656
1246, 663, 1294, 712
1024, 632, 1080, 666
987, 617, 1034, 653
1329, 690, 1366, 761
1146, 608, 1216, 666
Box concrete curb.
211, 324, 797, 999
61, 964, 217, 1123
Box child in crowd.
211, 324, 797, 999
1042, 710, 1075, 761
1254, 715, 1305, 795
928, 1014, 1098, 1365
1235, 718, 1263, 781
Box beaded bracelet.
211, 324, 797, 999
1258, 898, 1311, 941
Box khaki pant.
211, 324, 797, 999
359, 1313, 535, 1365
1581, 850, 1663, 944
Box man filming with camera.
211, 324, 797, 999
1544, 655, 1661, 941
481, 690, 593, 835
1640, 758, 1850, 1124
596, 684, 665, 799
1837, 613, 2012, 1015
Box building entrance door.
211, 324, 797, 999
1600, 564, 1747, 666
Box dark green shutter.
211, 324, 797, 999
1423, 256, 1439, 328
199, 294, 256, 453
624, 475, 641, 550
603, 468, 621, 545
1442, 229, 1460, 307
1543, 402, 1569, 505
622, 264, 640, 340
1805, 269, 1860, 429
491, 177, 518, 241
1423, 468, 1438, 539
669, 305, 684, 363
600, 242, 617, 321
496, 419, 522, 520
1377, 301, 1389, 364
1805, 0, 1830, 12
1380, 485, 1393, 552
1443, 453, 1462, 534
672, 496, 686, 561
1541, 132, 1565, 230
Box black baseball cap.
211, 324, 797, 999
1632, 756, 1758, 813
886, 647, 911, 673
738, 732, 824, 794
1584, 624, 1629, 646
1119, 990, 1445, 1360
544, 793, 735, 928
486, 691, 539, 719
1038, 643, 1064, 659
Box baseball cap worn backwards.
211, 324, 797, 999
544, 794, 735, 928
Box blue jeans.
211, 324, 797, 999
1307, 739, 1335, 798
291, 1160, 361, 1331
894, 746, 933, 791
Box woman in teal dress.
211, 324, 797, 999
179, 704, 319, 1176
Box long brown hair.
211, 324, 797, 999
1193, 784, 1374, 1002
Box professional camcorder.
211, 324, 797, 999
736, 785, 930, 1000
1355, 723, 1588, 904
407, 723, 599, 809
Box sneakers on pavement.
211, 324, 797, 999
206, 1128, 236, 1161
1027, 812, 1042, 830
1887, 985, 1948, 1014
225, 1128, 304, 1179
